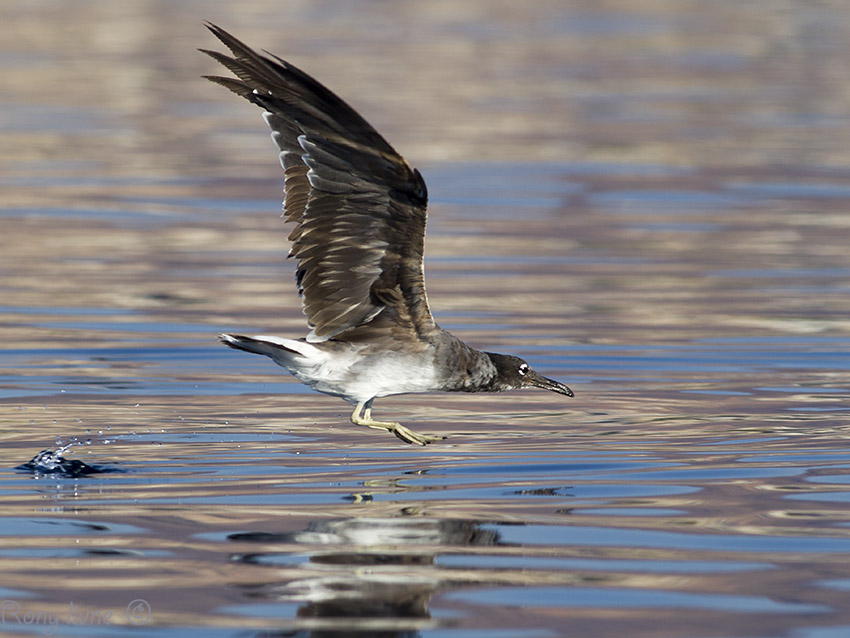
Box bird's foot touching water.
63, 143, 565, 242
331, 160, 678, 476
351, 400, 445, 446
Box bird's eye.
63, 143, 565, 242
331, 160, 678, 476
518, 364, 529, 376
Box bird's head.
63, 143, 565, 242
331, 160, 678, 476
484, 353, 574, 397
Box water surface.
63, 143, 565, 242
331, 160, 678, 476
2, 1, 850, 637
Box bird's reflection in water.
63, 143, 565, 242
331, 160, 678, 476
229, 517, 501, 637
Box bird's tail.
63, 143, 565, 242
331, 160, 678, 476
218, 333, 314, 362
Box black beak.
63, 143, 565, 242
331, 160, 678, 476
524, 370, 574, 397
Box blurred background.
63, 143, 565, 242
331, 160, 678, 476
3, 0, 850, 377
3, 2, 850, 637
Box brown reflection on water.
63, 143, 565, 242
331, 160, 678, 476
4, 1, 850, 637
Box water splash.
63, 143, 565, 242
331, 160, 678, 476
16, 439, 122, 478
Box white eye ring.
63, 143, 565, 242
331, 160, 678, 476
518, 364, 529, 376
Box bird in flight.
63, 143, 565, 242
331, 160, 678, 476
202, 23, 574, 445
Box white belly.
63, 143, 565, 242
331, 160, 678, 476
286, 347, 439, 403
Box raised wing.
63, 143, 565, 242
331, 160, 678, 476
202, 23, 435, 343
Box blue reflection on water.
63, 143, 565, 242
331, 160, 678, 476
484, 523, 850, 553
443, 585, 829, 613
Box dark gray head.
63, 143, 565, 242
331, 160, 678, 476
484, 353, 574, 397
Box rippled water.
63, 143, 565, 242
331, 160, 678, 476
3, 1, 850, 637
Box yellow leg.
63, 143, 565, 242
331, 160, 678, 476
350, 400, 444, 446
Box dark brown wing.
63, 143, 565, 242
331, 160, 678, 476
201, 23, 435, 343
